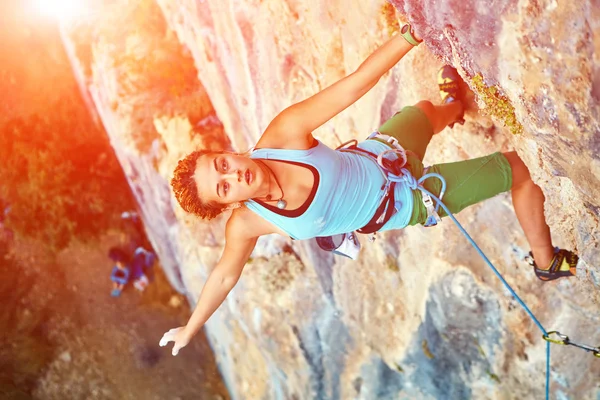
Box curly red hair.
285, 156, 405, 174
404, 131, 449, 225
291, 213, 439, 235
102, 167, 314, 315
171, 150, 227, 220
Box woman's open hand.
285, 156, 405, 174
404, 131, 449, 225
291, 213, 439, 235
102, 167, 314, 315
159, 326, 192, 356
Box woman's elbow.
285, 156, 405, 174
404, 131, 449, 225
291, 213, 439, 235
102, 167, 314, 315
220, 273, 241, 290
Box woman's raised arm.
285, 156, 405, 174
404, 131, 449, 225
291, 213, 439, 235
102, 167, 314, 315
260, 27, 422, 148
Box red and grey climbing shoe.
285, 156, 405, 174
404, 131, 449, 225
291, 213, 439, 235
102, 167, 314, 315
527, 247, 579, 282
438, 65, 466, 128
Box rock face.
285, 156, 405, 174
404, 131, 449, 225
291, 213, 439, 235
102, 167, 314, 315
63, 0, 600, 399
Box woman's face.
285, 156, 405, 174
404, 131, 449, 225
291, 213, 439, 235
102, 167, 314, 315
194, 152, 266, 206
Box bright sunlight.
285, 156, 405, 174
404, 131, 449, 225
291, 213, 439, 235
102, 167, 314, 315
31, 0, 88, 21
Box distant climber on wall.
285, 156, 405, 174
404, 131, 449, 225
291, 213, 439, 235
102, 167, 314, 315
109, 247, 131, 297
160, 23, 579, 356
109, 245, 156, 296
130, 246, 156, 292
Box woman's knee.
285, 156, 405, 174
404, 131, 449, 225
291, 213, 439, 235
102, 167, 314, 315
413, 100, 436, 123
414, 100, 441, 134
503, 151, 532, 188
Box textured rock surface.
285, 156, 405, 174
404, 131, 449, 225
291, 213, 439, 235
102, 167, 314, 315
64, 0, 600, 398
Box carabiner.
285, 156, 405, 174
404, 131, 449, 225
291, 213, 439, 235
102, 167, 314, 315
542, 331, 568, 345
544, 331, 600, 357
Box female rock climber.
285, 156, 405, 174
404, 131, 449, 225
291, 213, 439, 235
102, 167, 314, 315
159, 23, 578, 356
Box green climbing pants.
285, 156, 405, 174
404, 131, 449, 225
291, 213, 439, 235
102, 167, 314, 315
377, 106, 513, 226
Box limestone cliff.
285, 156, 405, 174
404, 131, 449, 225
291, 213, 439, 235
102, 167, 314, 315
63, 0, 600, 398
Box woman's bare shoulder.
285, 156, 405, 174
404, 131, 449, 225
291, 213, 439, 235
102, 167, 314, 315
226, 206, 282, 239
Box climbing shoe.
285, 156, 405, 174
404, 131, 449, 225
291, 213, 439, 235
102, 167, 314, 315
527, 247, 579, 282
438, 65, 466, 128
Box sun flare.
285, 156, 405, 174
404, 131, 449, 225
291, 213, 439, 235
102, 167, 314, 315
32, 0, 88, 21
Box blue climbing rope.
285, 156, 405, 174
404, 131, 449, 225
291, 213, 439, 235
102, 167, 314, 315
370, 137, 595, 396
419, 184, 551, 400
388, 168, 551, 399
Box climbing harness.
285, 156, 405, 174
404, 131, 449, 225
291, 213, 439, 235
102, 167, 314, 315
316, 131, 445, 258
316, 133, 598, 398
361, 131, 447, 230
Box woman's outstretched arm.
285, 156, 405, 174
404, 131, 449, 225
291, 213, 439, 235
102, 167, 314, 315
260, 27, 422, 148
159, 212, 261, 355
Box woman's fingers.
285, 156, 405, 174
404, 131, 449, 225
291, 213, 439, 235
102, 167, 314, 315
172, 342, 183, 356
159, 327, 188, 356
159, 327, 181, 347
159, 332, 172, 347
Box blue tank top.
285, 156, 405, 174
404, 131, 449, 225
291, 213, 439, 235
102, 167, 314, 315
244, 140, 414, 240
